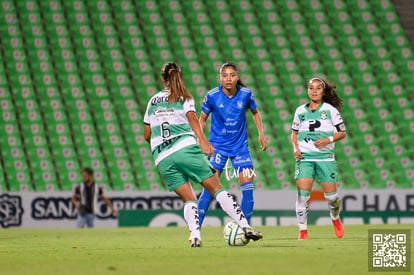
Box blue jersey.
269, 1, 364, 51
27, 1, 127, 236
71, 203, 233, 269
201, 85, 257, 156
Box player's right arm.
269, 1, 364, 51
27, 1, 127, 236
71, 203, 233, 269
291, 130, 302, 160
291, 107, 302, 160
71, 187, 81, 211
199, 93, 213, 132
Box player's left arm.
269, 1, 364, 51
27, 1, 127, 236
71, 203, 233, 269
314, 109, 346, 149
251, 109, 267, 151
100, 190, 118, 216
315, 130, 346, 148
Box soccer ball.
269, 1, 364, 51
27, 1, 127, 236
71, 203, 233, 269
223, 221, 250, 246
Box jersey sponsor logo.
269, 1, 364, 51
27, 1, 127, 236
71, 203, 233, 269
224, 120, 237, 126
308, 119, 322, 131
299, 114, 306, 122
221, 128, 238, 134
338, 123, 346, 131
0, 194, 24, 228
150, 96, 169, 105
219, 103, 224, 108
304, 137, 314, 143
154, 135, 182, 153
154, 107, 176, 116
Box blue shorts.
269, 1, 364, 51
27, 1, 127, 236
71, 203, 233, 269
209, 147, 254, 173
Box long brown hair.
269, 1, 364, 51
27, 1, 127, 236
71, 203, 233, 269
308, 76, 343, 111
219, 62, 245, 87
161, 62, 192, 103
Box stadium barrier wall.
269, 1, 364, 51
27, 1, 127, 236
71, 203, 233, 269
118, 210, 414, 227
0, 190, 413, 228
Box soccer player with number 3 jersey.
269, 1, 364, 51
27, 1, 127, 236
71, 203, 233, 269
197, 62, 267, 226
144, 62, 262, 247
291, 76, 346, 240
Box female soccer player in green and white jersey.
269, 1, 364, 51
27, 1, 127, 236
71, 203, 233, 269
144, 62, 262, 247
291, 76, 346, 240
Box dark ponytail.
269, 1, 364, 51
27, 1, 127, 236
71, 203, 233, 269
308, 76, 343, 111
219, 62, 245, 87
161, 62, 192, 103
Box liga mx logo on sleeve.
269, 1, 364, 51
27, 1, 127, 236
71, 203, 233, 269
0, 194, 24, 228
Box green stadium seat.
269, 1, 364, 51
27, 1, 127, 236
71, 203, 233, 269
0, 97, 32, 191
0, 163, 7, 191
0, 0, 413, 191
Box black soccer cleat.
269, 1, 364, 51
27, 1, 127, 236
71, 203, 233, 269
190, 237, 202, 247
243, 227, 263, 241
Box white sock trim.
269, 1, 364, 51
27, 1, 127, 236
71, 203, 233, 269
298, 223, 307, 231
216, 190, 250, 228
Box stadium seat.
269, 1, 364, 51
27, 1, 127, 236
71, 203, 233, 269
0, 0, 413, 191
0, 91, 33, 191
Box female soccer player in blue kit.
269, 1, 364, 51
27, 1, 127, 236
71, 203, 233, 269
197, 62, 267, 226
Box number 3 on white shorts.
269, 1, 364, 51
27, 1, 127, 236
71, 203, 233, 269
215, 153, 221, 164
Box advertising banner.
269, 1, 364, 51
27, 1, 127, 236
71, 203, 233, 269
0, 190, 413, 228
118, 209, 414, 227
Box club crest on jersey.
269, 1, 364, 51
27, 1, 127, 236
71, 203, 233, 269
237, 101, 243, 109
320, 111, 328, 120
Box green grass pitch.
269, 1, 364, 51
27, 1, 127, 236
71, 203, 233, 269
0, 224, 412, 275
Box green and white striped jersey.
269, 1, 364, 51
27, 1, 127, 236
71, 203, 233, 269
144, 91, 197, 165
292, 102, 346, 161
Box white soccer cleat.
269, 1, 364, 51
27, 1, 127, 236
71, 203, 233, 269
190, 237, 202, 247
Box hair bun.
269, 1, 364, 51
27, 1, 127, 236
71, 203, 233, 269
168, 67, 179, 73
162, 62, 181, 81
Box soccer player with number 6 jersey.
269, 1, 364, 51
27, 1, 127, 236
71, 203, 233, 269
291, 76, 346, 240
144, 62, 263, 247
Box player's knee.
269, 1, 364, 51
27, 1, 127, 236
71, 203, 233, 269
201, 176, 222, 196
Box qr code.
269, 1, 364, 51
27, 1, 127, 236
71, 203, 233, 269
369, 229, 411, 272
